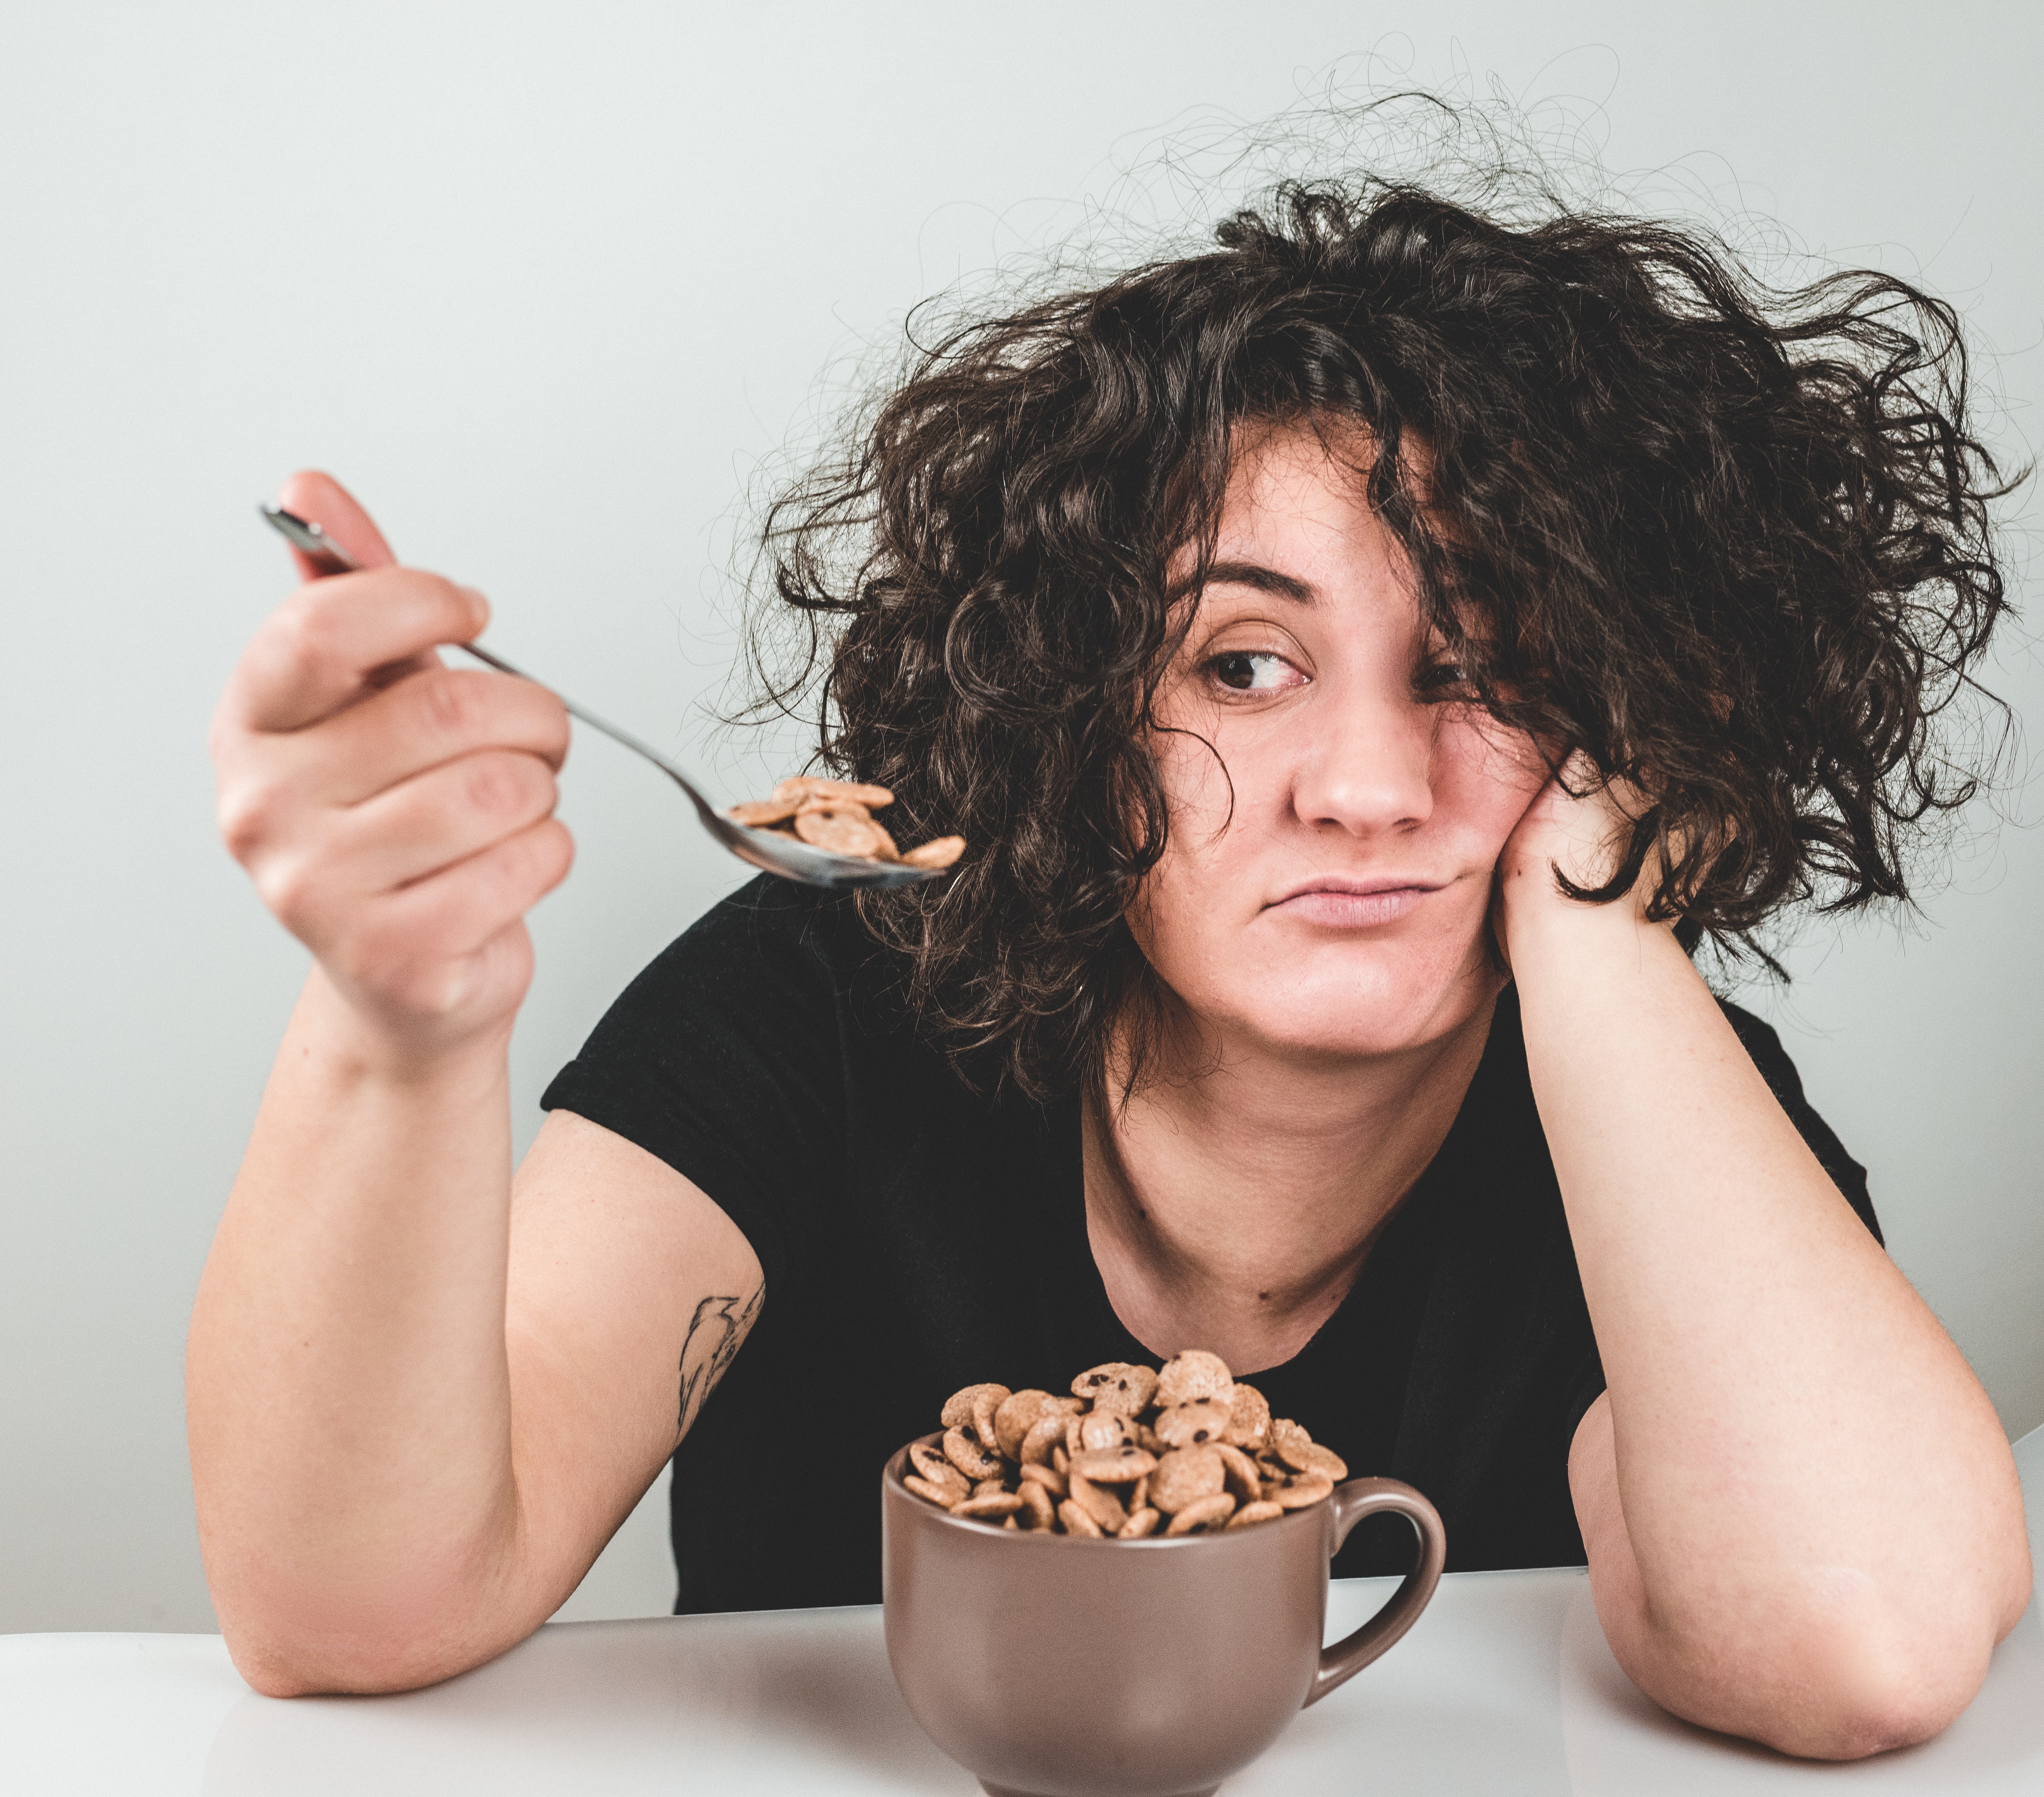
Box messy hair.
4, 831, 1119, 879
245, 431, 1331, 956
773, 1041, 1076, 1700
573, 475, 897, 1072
755, 175, 2015, 1100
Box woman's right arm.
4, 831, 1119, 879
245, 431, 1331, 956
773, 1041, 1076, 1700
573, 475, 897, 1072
187, 473, 761, 1697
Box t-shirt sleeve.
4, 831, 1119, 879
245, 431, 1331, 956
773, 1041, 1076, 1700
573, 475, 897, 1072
538, 883, 853, 1299
1718, 1000, 1883, 1247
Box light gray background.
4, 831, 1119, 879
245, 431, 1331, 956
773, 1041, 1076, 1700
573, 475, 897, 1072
1, 2, 2038, 1634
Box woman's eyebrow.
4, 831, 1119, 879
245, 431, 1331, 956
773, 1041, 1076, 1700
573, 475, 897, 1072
1201, 560, 1317, 603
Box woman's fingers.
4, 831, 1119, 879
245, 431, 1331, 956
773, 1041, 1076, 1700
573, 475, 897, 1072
275, 469, 397, 576
244, 747, 561, 935
271, 667, 571, 809
270, 470, 448, 694
337, 747, 566, 900
1501, 753, 1630, 884
224, 568, 490, 735
216, 671, 571, 924
327, 819, 576, 1023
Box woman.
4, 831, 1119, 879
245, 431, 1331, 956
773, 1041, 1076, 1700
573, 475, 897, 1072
190, 180, 2031, 1756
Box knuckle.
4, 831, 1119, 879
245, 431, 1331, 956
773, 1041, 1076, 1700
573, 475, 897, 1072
216, 778, 282, 862
417, 669, 487, 738
503, 819, 574, 900
273, 594, 339, 677
254, 857, 321, 934
463, 753, 550, 819
462, 824, 563, 929
535, 680, 570, 729
419, 571, 484, 637
462, 758, 520, 817
538, 818, 575, 878
535, 691, 573, 757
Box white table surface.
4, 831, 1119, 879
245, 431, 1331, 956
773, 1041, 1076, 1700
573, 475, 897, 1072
8, 1426, 2041, 1796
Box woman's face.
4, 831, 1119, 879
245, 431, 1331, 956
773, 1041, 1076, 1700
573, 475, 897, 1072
1133, 422, 1549, 1062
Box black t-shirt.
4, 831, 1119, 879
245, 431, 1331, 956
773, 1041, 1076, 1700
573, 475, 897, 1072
541, 877, 1880, 1616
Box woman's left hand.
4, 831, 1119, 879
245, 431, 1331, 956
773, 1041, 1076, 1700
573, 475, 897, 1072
1492, 751, 1667, 968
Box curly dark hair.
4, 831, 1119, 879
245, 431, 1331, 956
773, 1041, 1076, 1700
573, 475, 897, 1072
755, 176, 2016, 1101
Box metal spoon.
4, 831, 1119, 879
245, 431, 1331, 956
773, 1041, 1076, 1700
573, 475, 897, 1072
260, 505, 946, 890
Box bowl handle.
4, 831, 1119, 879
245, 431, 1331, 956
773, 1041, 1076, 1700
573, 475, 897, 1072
1303, 1477, 1448, 1708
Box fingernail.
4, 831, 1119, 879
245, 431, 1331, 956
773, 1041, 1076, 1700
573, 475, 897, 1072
457, 584, 491, 629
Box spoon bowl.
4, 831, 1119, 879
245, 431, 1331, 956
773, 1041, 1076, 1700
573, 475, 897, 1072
262, 505, 949, 891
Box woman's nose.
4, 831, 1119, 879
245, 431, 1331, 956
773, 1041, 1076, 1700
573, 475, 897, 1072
1290, 687, 1435, 839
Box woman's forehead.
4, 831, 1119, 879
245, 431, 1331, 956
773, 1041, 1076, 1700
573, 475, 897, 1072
1184, 421, 1408, 596
1224, 431, 1380, 532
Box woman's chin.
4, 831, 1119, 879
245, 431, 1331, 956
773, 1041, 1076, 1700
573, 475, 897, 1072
1200, 960, 1502, 1064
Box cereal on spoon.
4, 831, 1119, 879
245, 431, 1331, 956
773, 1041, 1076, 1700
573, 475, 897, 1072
730, 776, 965, 870
901, 1349, 1347, 1538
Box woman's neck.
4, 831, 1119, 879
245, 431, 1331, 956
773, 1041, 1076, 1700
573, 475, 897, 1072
1082, 987, 1500, 1376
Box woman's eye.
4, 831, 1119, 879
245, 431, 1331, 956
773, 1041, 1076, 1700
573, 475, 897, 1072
1207, 650, 1302, 693
1415, 660, 1473, 698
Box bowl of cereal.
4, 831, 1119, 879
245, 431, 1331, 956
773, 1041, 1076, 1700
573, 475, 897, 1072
881, 1351, 1446, 1797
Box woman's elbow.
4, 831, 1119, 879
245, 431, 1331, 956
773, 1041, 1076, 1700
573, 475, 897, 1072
215, 1588, 532, 1698
224, 1623, 469, 1698
1622, 1567, 2029, 1761
229, 1633, 386, 1701
1784, 1543, 2034, 1759
1739, 1627, 1996, 1761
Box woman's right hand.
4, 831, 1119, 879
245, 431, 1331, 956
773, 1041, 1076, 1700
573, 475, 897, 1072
210, 470, 574, 1064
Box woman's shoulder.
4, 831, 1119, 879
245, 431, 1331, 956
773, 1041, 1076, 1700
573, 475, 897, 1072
540, 879, 946, 1299
623, 876, 908, 1025
543, 877, 921, 1122
670, 872, 872, 961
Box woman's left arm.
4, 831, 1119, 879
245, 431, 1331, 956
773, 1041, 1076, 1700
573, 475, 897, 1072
1500, 773, 2031, 1761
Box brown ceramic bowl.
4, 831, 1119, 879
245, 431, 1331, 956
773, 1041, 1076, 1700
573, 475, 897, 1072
881, 1435, 1447, 1797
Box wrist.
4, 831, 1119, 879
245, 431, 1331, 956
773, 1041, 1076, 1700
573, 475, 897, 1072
298, 967, 516, 1095
1501, 877, 1681, 986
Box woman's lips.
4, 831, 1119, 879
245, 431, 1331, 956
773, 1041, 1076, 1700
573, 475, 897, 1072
1266, 882, 1441, 927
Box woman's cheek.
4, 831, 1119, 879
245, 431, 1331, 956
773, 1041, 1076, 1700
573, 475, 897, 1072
1151, 715, 1257, 849
1153, 724, 1275, 879
1439, 714, 1549, 854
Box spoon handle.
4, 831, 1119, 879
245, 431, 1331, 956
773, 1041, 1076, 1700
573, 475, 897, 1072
446, 640, 718, 808
260, 504, 723, 812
